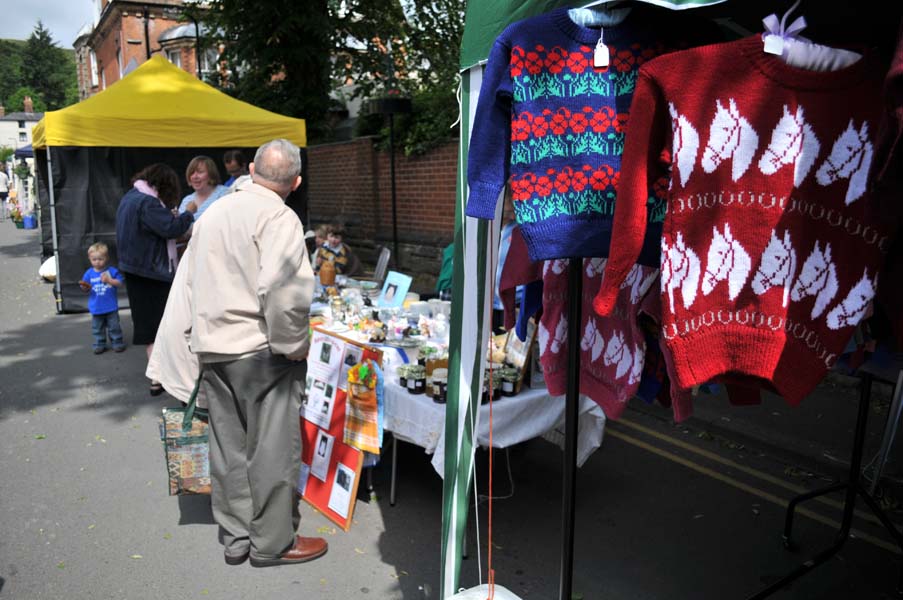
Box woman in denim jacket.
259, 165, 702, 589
115, 163, 196, 395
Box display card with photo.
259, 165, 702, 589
327, 462, 356, 519
377, 271, 412, 309
303, 330, 346, 428
310, 430, 335, 482
338, 345, 364, 391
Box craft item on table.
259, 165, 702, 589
343, 360, 382, 455
397, 364, 410, 388
378, 271, 412, 309
430, 367, 449, 403
319, 259, 337, 286
593, 35, 888, 412
489, 334, 507, 365
498, 367, 521, 397
481, 369, 502, 404
406, 364, 427, 395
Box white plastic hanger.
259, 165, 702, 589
570, 1, 633, 67
762, 0, 862, 71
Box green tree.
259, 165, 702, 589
21, 21, 77, 110
333, 0, 464, 154
205, 0, 333, 141
6, 87, 47, 113
0, 147, 13, 164
0, 40, 25, 108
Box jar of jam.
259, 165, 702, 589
499, 368, 520, 397
407, 365, 426, 395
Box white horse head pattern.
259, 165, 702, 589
751, 229, 797, 307
815, 120, 874, 205
580, 318, 606, 363
790, 241, 839, 319
670, 102, 700, 188
826, 269, 878, 330
661, 232, 701, 312
758, 105, 821, 187
702, 98, 760, 182
702, 223, 752, 301
627, 343, 645, 386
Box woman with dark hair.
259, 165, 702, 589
116, 163, 197, 395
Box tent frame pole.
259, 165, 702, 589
559, 259, 581, 600
45, 147, 62, 313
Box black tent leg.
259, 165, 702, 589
559, 259, 581, 600
747, 373, 884, 599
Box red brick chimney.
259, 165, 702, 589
23, 96, 34, 113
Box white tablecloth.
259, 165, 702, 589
383, 379, 606, 476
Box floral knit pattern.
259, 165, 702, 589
510, 43, 661, 102
506, 43, 667, 226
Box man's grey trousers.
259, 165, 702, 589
203, 350, 305, 560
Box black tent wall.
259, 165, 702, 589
36, 146, 309, 313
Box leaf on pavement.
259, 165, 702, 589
57, 562, 65, 569
34, 434, 46, 440
130, 554, 143, 560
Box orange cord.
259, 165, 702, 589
486, 235, 496, 600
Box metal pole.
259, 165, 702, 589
143, 9, 151, 60
389, 112, 400, 269
45, 148, 62, 313
869, 369, 903, 495
193, 17, 201, 79
559, 259, 581, 600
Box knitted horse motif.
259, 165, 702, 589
544, 258, 568, 277
701, 98, 760, 182
580, 317, 606, 362
701, 223, 751, 301
603, 331, 631, 379
751, 229, 797, 307
815, 120, 874, 205
790, 241, 839, 319
538, 312, 568, 355
585, 257, 607, 279
661, 232, 701, 312
826, 269, 878, 330
758, 105, 821, 187
627, 343, 644, 386
669, 102, 700, 187
620, 264, 643, 301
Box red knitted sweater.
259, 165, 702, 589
594, 36, 890, 404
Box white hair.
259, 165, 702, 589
253, 139, 302, 187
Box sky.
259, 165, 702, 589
0, 0, 96, 48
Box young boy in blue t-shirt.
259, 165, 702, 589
78, 242, 126, 354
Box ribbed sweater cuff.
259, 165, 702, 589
465, 181, 503, 220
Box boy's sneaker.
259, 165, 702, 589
94, 347, 107, 355
113, 346, 126, 353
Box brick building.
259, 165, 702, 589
74, 0, 211, 98
306, 137, 458, 287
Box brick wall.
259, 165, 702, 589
307, 137, 458, 288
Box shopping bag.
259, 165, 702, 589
159, 377, 211, 495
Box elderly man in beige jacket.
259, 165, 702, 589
181, 138, 327, 568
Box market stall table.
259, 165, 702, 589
383, 377, 606, 504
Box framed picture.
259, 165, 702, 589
378, 271, 413, 308
504, 318, 537, 370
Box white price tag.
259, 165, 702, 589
763, 34, 784, 56
594, 42, 609, 68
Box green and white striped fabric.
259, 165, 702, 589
440, 64, 503, 599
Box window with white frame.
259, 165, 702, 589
19, 132, 27, 142
90, 51, 99, 86
167, 49, 181, 68
200, 47, 218, 74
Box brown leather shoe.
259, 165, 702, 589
249, 535, 328, 567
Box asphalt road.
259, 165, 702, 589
1, 221, 901, 600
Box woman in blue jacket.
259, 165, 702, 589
115, 163, 196, 395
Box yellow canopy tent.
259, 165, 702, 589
33, 55, 306, 148
33, 55, 308, 312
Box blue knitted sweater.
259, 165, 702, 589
466, 6, 715, 263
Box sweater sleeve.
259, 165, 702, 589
593, 71, 667, 316
465, 37, 514, 220
140, 198, 194, 239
